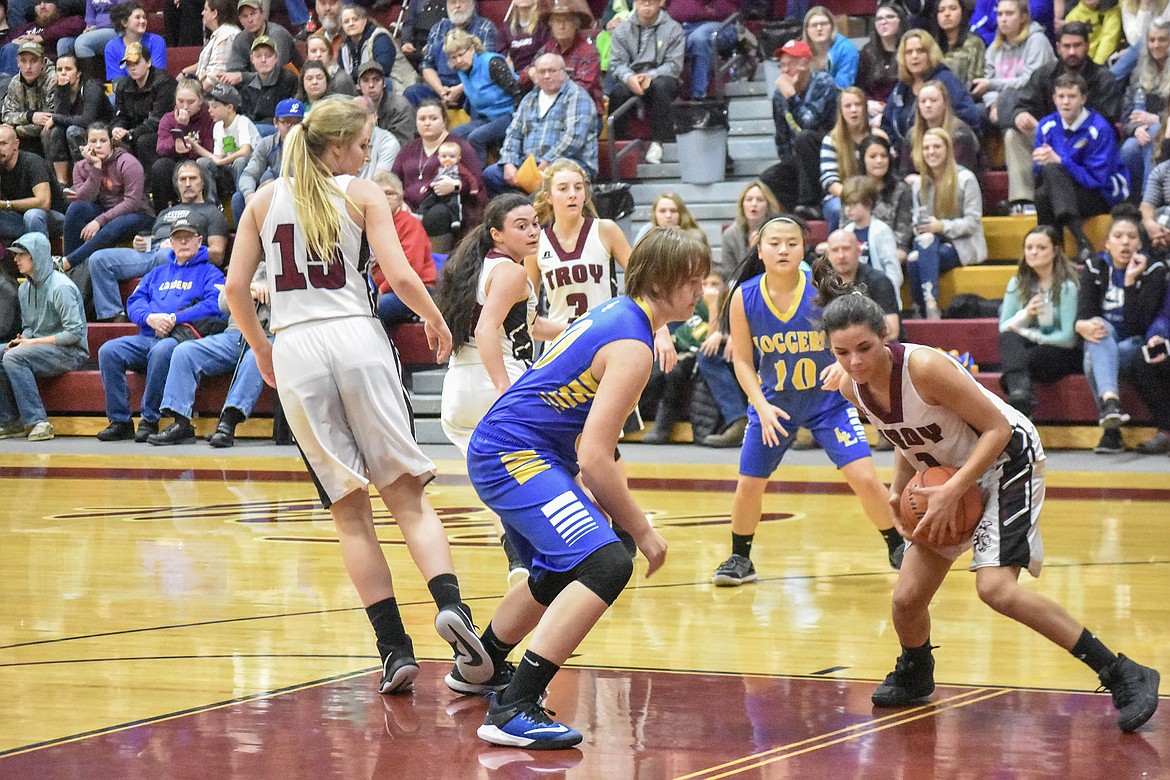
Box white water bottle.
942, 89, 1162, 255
1037, 293, 1054, 329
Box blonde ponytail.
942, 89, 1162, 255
279, 99, 370, 265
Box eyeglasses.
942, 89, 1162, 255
808, 19, 831, 28
875, 14, 899, 23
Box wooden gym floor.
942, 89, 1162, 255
0, 441, 1166, 778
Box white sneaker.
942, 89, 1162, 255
27, 421, 54, 441
644, 141, 663, 165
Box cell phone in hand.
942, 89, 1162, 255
170, 127, 186, 140
1141, 340, 1169, 362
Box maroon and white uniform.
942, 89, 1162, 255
262, 174, 435, 505
536, 217, 615, 325
851, 343, 1045, 576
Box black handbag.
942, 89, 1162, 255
170, 316, 228, 342
592, 182, 634, 221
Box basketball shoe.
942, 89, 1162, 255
445, 661, 515, 695
872, 649, 935, 707
712, 554, 757, 586
1099, 655, 1160, 732
435, 603, 492, 684
378, 639, 419, 694
477, 693, 583, 750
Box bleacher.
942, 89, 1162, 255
13, 0, 1161, 447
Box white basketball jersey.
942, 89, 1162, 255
450, 250, 538, 368
262, 175, 376, 332
535, 218, 614, 325
852, 343, 1043, 472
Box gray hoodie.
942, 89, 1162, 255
14, 231, 88, 358
607, 9, 685, 84
981, 21, 1056, 106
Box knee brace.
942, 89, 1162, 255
527, 541, 633, 608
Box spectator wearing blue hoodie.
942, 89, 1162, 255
803, 5, 859, 89
0, 232, 87, 443
95, 217, 225, 443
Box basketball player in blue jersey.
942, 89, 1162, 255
816, 279, 1160, 733
711, 216, 905, 587
451, 228, 708, 751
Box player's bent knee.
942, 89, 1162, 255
975, 576, 1017, 614
575, 541, 633, 606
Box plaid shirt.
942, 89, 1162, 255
500, 78, 598, 178
421, 16, 500, 85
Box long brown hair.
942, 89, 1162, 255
828, 87, 868, 182
914, 127, 959, 218
649, 192, 708, 248
1014, 224, 1079, 309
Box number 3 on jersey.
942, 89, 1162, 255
272, 223, 346, 292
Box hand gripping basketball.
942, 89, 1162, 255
900, 466, 985, 548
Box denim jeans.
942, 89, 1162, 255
822, 195, 841, 232
0, 207, 64, 240
1112, 43, 1140, 83
65, 27, 119, 58
907, 235, 961, 313
1083, 320, 1144, 404
1120, 130, 1158, 201
89, 247, 168, 321
281, 0, 310, 26
64, 201, 154, 265
483, 162, 526, 196
0, 343, 86, 427
696, 349, 746, 424
98, 333, 180, 423
450, 113, 512, 165
682, 22, 738, 99
377, 287, 432, 328
159, 331, 246, 420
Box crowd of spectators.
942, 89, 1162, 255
0, 0, 1167, 456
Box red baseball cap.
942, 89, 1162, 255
774, 39, 813, 60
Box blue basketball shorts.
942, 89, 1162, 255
739, 401, 871, 478
467, 433, 619, 577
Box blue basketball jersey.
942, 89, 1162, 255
476, 295, 655, 465
741, 270, 847, 425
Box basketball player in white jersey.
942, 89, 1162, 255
436, 193, 564, 593
224, 99, 491, 697
816, 276, 1160, 733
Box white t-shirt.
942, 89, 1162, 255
214, 113, 260, 157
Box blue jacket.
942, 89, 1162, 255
827, 33, 859, 89
881, 64, 983, 152
126, 245, 226, 336
772, 70, 839, 158
14, 231, 87, 357
1035, 108, 1129, 205
458, 52, 515, 121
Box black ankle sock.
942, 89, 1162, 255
731, 533, 754, 559
903, 640, 934, 662
880, 527, 903, 552
220, 407, 245, 428
366, 597, 408, 657
427, 573, 462, 611
1070, 628, 1117, 673
500, 534, 522, 569
167, 412, 189, 426
482, 622, 517, 670
499, 650, 559, 707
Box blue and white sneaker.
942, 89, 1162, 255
378, 639, 419, 694
477, 692, 583, 750
435, 603, 492, 684
445, 660, 515, 695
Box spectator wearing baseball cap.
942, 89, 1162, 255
220, 0, 301, 89
239, 34, 299, 130
188, 83, 258, 208
357, 60, 416, 148
111, 40, 178, 171
106, 2, 168, 82
231, 98, 302, 224
758, 35, 840, 220
1, 39, 56, 157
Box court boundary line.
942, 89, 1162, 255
673, 689, 1011, 780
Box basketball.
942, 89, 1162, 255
899, 466, 985, 547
